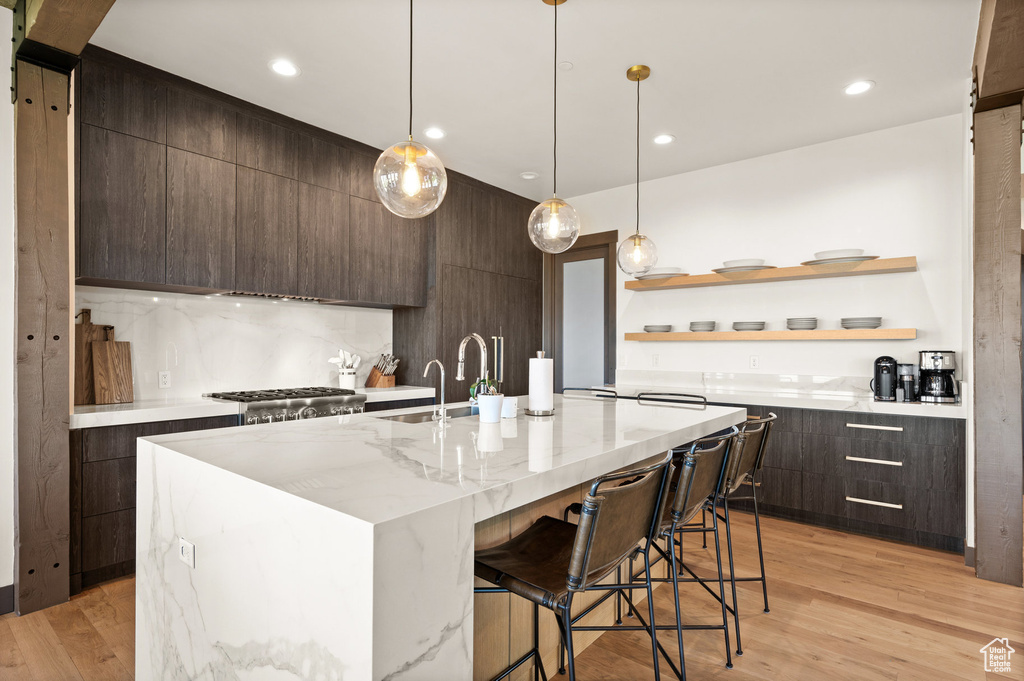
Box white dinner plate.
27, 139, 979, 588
800, 255, 879, 266
712, 265, 777, 273
813, 249, 864, 260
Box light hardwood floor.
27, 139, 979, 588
1, 510, 1021, 680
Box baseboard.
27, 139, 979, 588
0, 583, 13, 615
964, 545, 976, 567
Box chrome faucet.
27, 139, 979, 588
455, 333, 489, 385
423, 359, 448, 422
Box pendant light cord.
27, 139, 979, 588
552, 0, 558, 197
408, 0, 414, 138
635, 76, 640, 235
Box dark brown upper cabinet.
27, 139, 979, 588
496, 193, 540, 281
236, 114, 298, 179
79, 125, 166, 284
80, 58, 165, 144
166, 88, 236, 162
390, 217, 430, 307
348, 151, 380, 202
166, 148, 236, 290
435, 180, 477, 272
297, 183, 350, 300
349, 196, 392, 304
235, 167, 298, 295
298, 134, 350, 194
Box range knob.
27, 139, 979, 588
246, 415, 259, 425
299, 406, 319, 419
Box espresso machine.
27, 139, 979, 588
897, 363, 917, 402
918, 351, 958, 403
871, 356, 897, 401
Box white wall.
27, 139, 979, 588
75, 287, 393, 400
0, 9, 15, 592
569, 115, 965, 382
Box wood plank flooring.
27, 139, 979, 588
0, 509, 1021, 680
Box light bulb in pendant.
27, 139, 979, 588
617, 233, 657, 276
374, 139, 447, 218
529, 197, 580, 254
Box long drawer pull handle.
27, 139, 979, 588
846, 423, 904, 432
845, 456, 903, 467
845, 496, 903, 510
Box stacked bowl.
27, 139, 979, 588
690, 321, 716, 332
733, 321, 766, 331
841, 316, 882, 329
787, 317, 818, 330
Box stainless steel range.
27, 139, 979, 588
209, 387, 367, 425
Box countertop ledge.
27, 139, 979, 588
70, 385, 436, 429
602, 384, 967, 419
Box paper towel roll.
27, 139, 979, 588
529, 356, 554, 411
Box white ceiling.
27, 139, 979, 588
91, 0, 980, 202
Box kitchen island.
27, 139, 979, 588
135, 395, 745, 680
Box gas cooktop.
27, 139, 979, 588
209, 387, 356, 403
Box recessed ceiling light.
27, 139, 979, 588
558, 61, 574, 71
424, 127, 446, 139
269, 59, 300, 77
520, 171, 540, 180
653, 134, 675, 145
844, 80, 874, 95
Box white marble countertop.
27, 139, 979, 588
604, 383, 967, 419
70, 385, 436, 429
143, 395, 744, 525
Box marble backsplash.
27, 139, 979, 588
614, 369, 874, 397
75, 286, 392, 401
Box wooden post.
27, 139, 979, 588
14, 61, 72, 612
972, 104, 1024, 587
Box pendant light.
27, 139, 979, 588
616, 65, 658, 276
528, 0, 581, 254
373, 0, 447, 219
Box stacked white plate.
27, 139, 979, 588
636, 267, 687, 280
644, 325, 673, 333
787, 317, 818, 330
690, 321, 716, 332
841, 316, 882, 329
733, 321, 766, 331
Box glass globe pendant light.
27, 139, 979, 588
617, 65, 659, 276
373, 0, 447, 219
528, 0, 581, 254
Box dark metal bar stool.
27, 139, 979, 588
474, 452, 675, 681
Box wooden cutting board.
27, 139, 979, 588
74, 309, 109, 405
92, 328, 134, 405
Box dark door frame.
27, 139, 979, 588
543, 230, 618, 392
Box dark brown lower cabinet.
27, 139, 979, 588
69, 415, 240, 594
716, 403, 966, 553
363, 397, 435, 413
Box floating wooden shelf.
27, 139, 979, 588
625, 328, 918, 342
624, 256, 918, 291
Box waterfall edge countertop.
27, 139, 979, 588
135, 395, 745, 680
69, 385, 436, 429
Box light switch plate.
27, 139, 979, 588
178, 537, 196, 568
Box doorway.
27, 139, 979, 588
544, 231, 617, 393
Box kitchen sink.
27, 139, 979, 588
374, 406, 477, 424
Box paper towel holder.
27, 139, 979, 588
526, 351, 556, 417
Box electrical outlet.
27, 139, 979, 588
749, 355, 760, 369
651, 354, 660, 368
178, 537, 195, 568
159, 371, 171, 389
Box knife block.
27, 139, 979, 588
365, 367, 395, 388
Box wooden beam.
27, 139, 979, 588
974, 0, 1024, 100
15, 60, 71, 614
23, 0, 115, 55
972, 104, 1024, 587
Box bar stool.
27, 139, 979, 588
474, 452, 675, 681
723, 414, 777, 613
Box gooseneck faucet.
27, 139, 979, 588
423, 359, 448, 422
456, 333, 489, 385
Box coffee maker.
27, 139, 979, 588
897, 363, 917, 402
918, 351, 958, 403
871, 356, 897, 401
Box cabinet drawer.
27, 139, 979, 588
81, 510, 135, 572
804, 409, 964, 447
802, 434, 962, 492
82, 458, 136, 516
